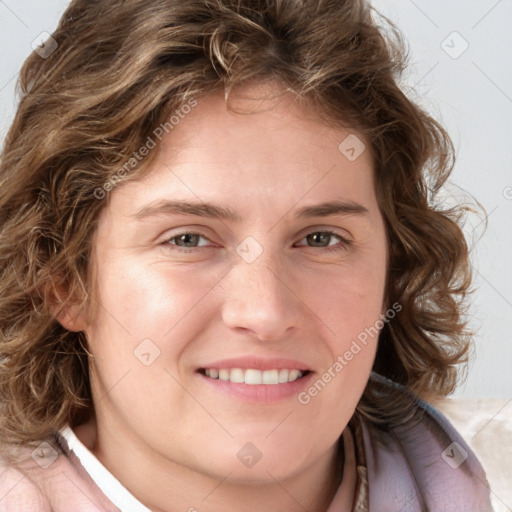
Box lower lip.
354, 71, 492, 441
197, 371, 314, 403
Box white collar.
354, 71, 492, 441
59, 426, 151, 512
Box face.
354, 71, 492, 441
72, 83, 388, 485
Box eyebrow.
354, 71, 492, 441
132, 199, 369, 222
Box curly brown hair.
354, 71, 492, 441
0, 0, 472, 450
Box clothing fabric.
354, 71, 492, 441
0, 373, 494, 511
59, 425, 150, 511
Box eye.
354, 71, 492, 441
162, 232, 213, 253
295, 231, 351, 252
161, 229, 352, 254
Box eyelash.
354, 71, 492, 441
161, 230, 352, 254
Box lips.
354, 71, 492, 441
197, 356, 311, 373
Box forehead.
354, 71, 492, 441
103, 83, 377, 223
164, 84, 370, 168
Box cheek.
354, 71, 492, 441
299, 264, 385, 416
84, 257, 201, 413
90, 255, 211, 337
311, 250, 387, 334
307, 245, 387, 382
84, 254, 229, 387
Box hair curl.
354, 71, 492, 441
0, 0, 473, 448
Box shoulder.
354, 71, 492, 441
0, 433, 119, 512
361, 373, 494, 512
0, 459, 51, 512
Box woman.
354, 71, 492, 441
0, 0, 493, 510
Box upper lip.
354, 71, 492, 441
198, 357, 312, 372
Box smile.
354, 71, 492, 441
201, 368, 308, 385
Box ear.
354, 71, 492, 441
55, 302, 88, 332
46, 276, 89, 332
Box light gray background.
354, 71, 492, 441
1, 0, 511, 399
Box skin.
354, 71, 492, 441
62, 82, 388, 512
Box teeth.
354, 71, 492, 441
203, 368, 305, 385
230, 368, 245, 383
245, 369, 263, 385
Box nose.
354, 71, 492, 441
221, 254, 301, 342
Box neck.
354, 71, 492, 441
74, 417, 352, 512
